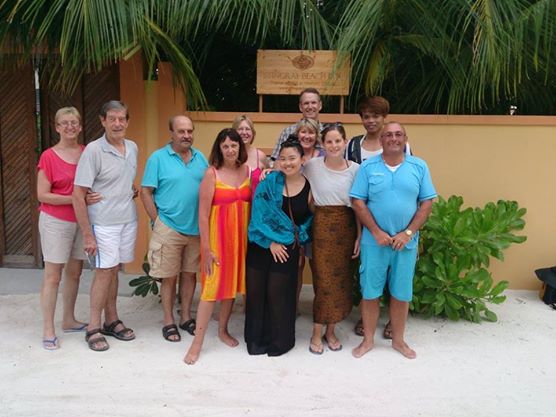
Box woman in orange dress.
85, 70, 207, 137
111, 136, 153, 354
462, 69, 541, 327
184, 128, 251, 365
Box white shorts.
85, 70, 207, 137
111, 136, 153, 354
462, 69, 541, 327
91, 222, 137, 269
39, 211, 86, 263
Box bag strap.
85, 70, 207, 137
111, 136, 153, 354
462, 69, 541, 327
284, 180, 299, 249
349, 135, 364, 163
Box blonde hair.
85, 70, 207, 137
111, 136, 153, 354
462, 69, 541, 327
232, 115, 256, 144
295, 118, 321, 147
55, 107, 81, 125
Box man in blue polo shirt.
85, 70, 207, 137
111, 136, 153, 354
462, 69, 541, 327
140, 115, 208, 342
350, 121, 436, 360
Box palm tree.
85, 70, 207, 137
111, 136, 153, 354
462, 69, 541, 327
0, 0, 331, 109
2, 0, 554, 114
334, 0, 556, 114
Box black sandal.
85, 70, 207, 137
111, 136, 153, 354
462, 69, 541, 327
162, 324, 181, 342
179, 318, 196, 336
101, 319, 135, 341
85, 328, 109, 352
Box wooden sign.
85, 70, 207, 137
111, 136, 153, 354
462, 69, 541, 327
256, 50, 350, 96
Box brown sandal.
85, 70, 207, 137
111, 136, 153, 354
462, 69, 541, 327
101, 320, 135, 341
85, 328, 109, 352
162, 324, 181, 342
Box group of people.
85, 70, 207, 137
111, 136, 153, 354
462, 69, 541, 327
37, 89, 436, 364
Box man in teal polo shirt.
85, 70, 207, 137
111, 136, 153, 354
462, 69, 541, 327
350, 121, 436, 360
140, 115, 208, 342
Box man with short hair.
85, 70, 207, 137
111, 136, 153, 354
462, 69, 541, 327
347, 96, 411, 338
270, 87, 323, 162
140, 115, 208, 342
347, 96, 411, 163
350, 121, 436, 359
73, 100, 138, 352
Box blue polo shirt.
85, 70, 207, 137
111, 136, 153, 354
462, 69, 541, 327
142, 144, 208, 235
349, 155, 436, 248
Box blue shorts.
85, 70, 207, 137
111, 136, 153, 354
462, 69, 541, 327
359, 244, 418, 302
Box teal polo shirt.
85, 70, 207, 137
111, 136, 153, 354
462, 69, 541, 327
349, 155, 436, 248
141, 144, 208, 235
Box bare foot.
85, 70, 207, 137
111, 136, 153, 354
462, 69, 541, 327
184, 344, 201, 365
218, 329, 239, 347
392, 341, 416, 359
352, 340, 374, 358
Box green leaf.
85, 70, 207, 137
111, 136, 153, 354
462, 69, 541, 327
484, 310, 498, 322
434, 301, 444, 316
491, 295, 507, 304
139, 284, 151, 297
129, 276, 149, 287
445, 304, 459, 321
490, 281, 509, 297
422, 276, 441, 288
445, 293, 463, 310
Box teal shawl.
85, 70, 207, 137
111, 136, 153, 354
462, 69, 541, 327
248, 171, 312, 249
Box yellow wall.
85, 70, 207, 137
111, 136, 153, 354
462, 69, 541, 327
120, 57, 555, 290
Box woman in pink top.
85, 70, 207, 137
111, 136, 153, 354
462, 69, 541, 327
233, 115, 268, 190
37, 107, 100, 350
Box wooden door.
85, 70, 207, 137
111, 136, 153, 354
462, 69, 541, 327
0, 64, 40, 267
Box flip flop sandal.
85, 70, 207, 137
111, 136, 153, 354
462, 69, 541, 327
179, 318, 196, 336
63, 323, 88, 333
101, 320, 135, 341
383, 322, 393, 340
43, 336, 59, 350
323, 335, 343, 352
162, 324, 181, 342
309, 340, 324, 355
85, 328, 109, 352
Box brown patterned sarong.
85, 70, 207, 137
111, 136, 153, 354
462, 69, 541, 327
312, 205, 357, 324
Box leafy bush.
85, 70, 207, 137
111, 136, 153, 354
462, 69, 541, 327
411, 196, 527, 322
129, 259, 160, 297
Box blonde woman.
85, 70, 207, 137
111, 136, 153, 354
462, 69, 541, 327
37, 107, 100, 350
232, 115, 268, 190
295, 118, 325, 163
294, 118, 323, 310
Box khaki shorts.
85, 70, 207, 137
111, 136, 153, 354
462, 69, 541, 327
39, 211, 86, 263
147, 217, 200, 278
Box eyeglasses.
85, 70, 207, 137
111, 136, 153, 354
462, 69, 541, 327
381, 131, 405, 139
321, 122, 343, 133
57, 121, 80, 127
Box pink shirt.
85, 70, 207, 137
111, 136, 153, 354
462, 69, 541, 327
37, 146, 84, 222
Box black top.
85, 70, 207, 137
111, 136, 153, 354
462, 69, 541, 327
282, 179, 311, 226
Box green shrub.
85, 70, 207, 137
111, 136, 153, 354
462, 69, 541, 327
129, 258, 160, 297
411, 196, 527, 322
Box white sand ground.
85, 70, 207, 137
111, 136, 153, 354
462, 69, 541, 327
0, 268, 554, 417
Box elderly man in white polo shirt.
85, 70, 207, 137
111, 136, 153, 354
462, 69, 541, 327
73, 100, 138, 352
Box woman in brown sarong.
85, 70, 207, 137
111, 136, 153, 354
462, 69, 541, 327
302, 124, 361, 354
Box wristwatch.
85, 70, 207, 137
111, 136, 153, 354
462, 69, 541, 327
405, 229, 413, 237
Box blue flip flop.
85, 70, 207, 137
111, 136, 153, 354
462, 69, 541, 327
43, 336, 59, 350
63, 323, 88, 333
